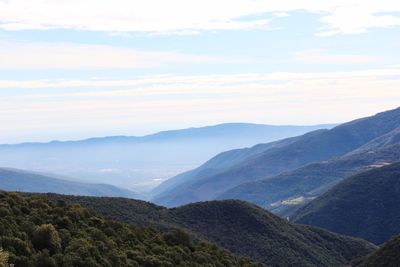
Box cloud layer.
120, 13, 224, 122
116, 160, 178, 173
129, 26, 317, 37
293, 49, 378, 64
1, 0, 400, 35
1, 67, 400, 142
0, 41, 219, 69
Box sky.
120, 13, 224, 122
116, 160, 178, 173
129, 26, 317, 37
1, 0, 400, 143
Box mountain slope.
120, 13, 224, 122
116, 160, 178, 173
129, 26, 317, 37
169, 200, 376, 267
347, 127, 400, 155
292, 162, 400, 245
220, 137, 400, 215
356, 235, 400, 267
38, 193, 377, 267
153, 107, 400, 207
151, 134, 304, 198
0, 168, 139, 199
0, 192, 257, 267
0, 123, 331, 192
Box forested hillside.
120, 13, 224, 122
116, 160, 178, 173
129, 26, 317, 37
168, 200, 376, 267
0, 192, 258, 267
35, 193, 377, 267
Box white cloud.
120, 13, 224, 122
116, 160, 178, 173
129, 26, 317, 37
273, 12, 291, 18
0, 0, 272, 33
2, 67, 400, 90
293, 49, 378, 64
1, 67, 400, 142
317, 5, 400, 36
0, 0, 399, 35
0, 41, 220, 69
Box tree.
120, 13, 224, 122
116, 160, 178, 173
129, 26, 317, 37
32, 224, 61, 254
163, 229, 192, 247
0, 248, 9, 267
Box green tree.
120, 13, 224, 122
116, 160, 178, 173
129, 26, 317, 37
32, 224, 61, 254
163, 229, 191, 247
0, 248, 9, 267
35, 250, 57, 267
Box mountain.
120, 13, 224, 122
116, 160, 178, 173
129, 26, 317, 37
0, 192, 257, 267
38, 193, 377, 267
0, 167, 139, 199
347, 127, 400, 155
355, 235, 400, 267
220, 129, 400, 215
152, 107, 400, 207
292, 162, 400, 245
0, 123, 332, 192
150, 134, 304, 198
168, 200, 376, 267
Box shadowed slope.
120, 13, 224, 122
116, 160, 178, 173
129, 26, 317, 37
293, 162, 400, 245
220, 139, 400, 215
356, 235, 400, 267
169, 200, 376, 267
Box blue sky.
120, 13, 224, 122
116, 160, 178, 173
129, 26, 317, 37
1, 0, 400, 143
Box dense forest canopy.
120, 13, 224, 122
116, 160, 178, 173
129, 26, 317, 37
0, 192, 258, 267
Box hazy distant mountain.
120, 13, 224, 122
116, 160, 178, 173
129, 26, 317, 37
150, 134, 304, 198
152, 107, 400, 207
0, 123, 332, 192
38, 194, 377, 267
292, 162, 400, 245
0, 168, 139, 198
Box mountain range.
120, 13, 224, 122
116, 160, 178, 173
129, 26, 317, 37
2, 107, 400, 266
0, 123, 332, 192
152, 107, 400, 208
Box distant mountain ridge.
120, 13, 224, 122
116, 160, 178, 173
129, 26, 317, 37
0, 123, 333, 192
292, 162, 400, 245
1, 123, 335, 146
152, 107, 400, 207
0, 167, 139, 199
